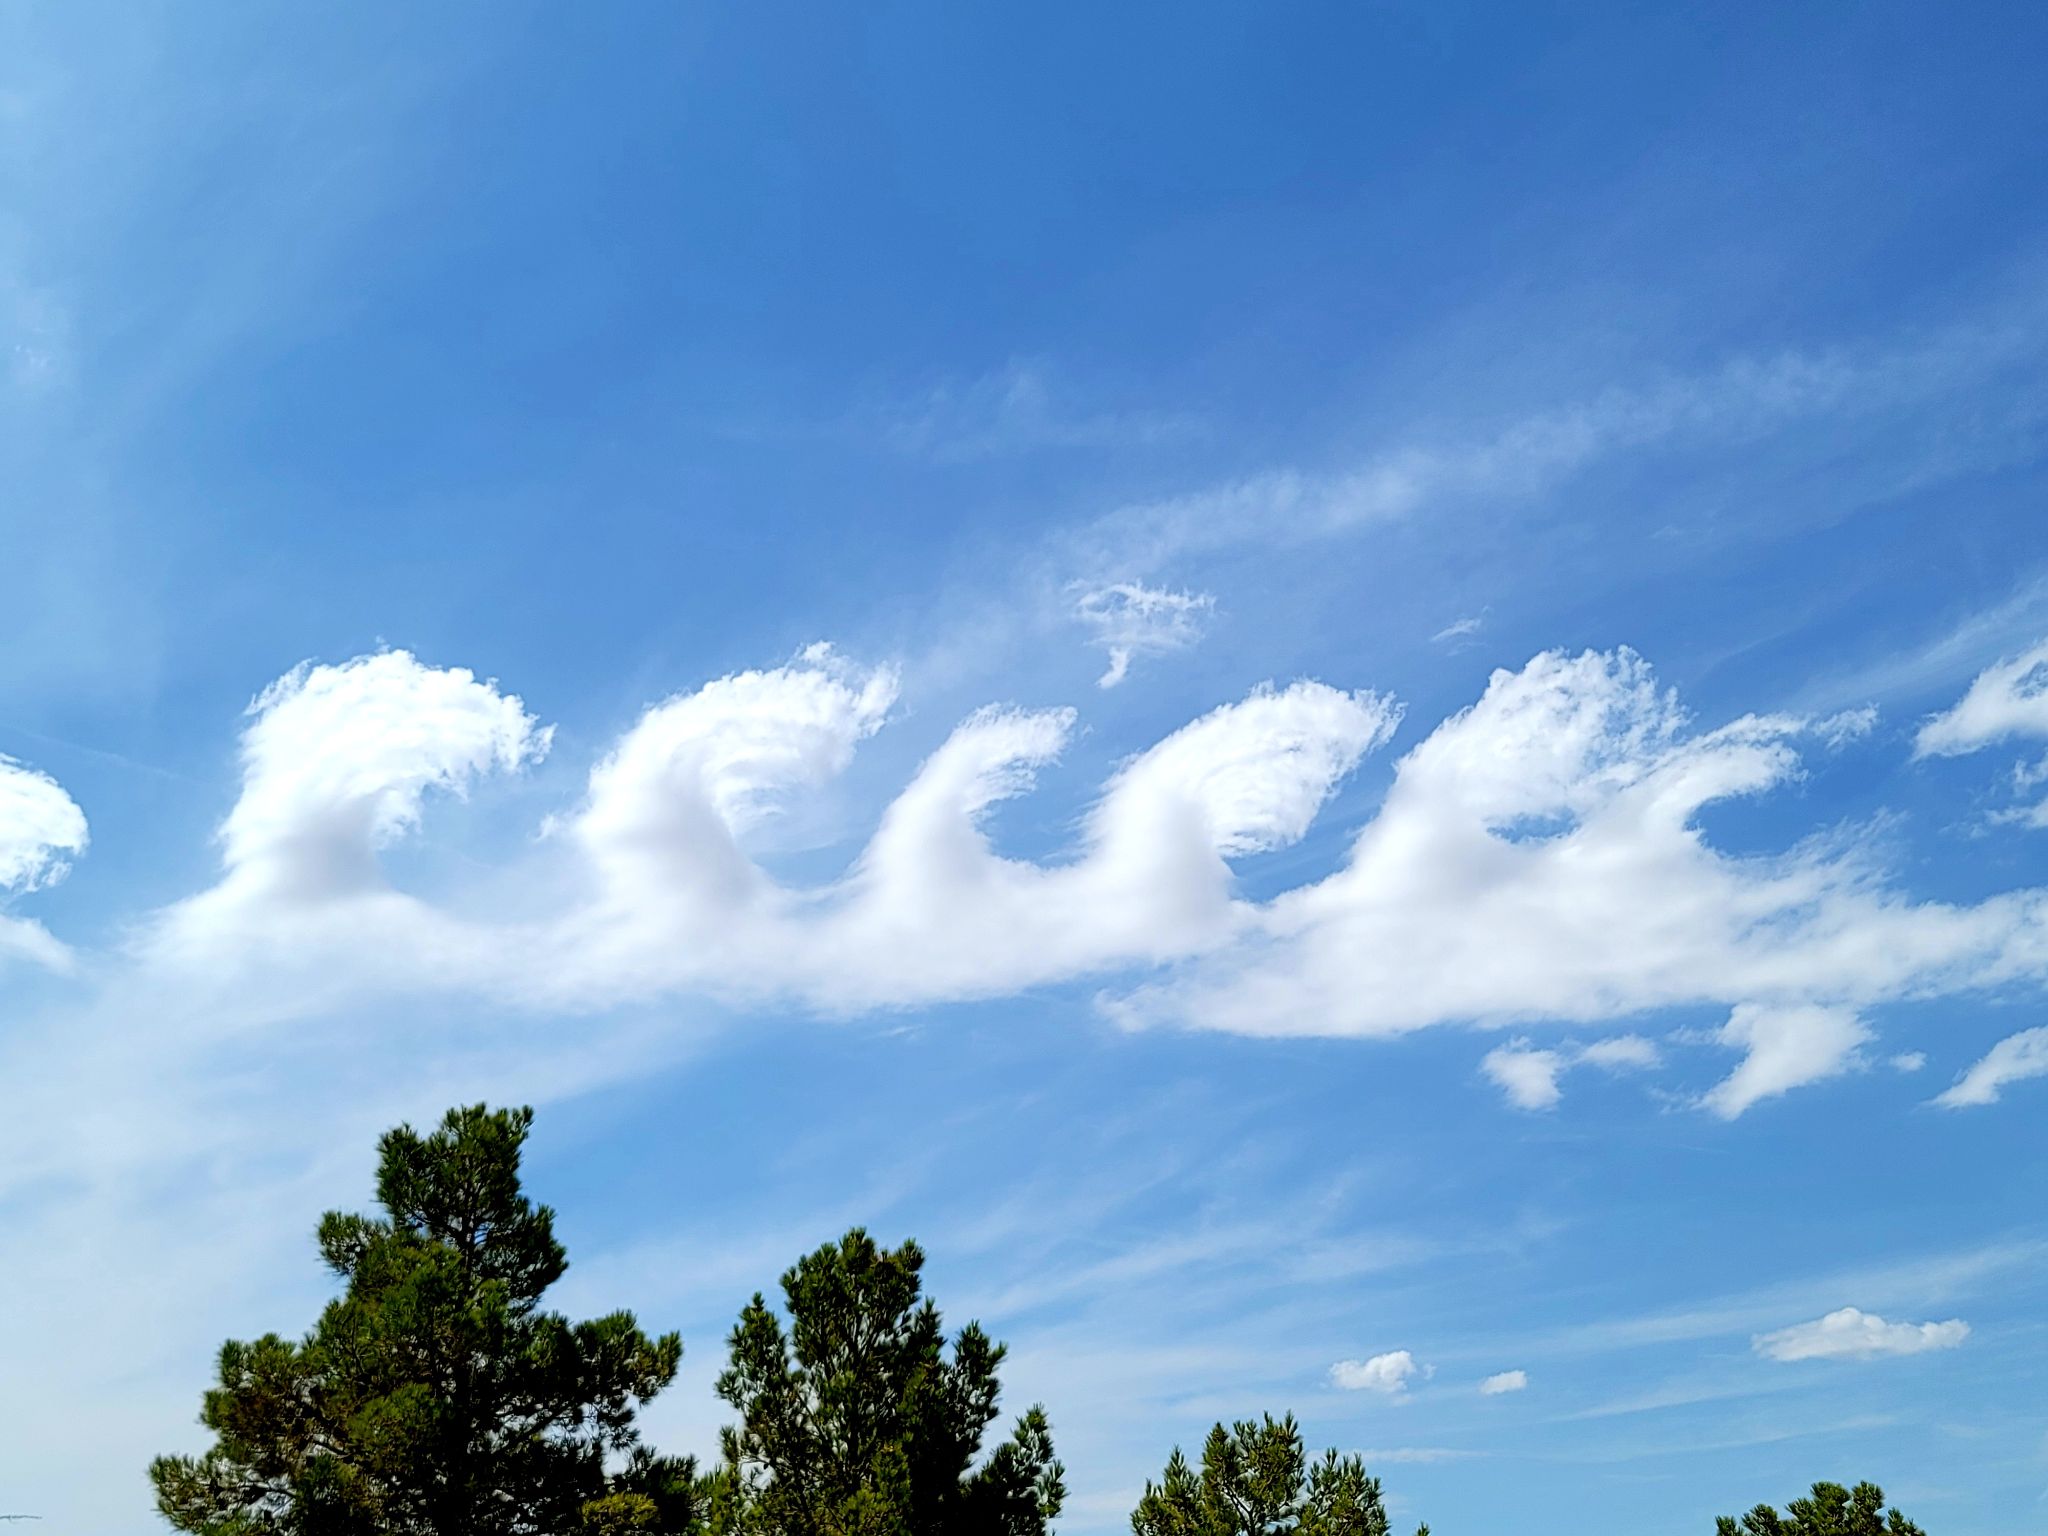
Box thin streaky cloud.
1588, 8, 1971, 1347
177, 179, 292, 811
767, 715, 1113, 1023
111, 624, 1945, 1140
1075, 292, 2048, 575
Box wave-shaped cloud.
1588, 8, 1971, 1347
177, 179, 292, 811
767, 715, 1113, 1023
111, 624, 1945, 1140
12, 640, 2048, 1116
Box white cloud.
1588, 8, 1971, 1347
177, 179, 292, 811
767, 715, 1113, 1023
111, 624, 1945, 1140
1934, 1026, 2048, 1108
1072, 580, 1215, 688
1483, 1033, 1662, 1110
550, 658, 1398, 1012
1579, 1034, 1661, 1072
223, 649, 548, 897
39, 633, 2048, 1144
1815, 706, 1879, 750
1083, 306, 2044, 574
1331, 1350, 1425, 1396
1482, 1042, 1567, 1110
1109, 648, 2047, 1097
1701, 1004, 1870, 1120
570, 643, 898, 921
1753, 1307, 1969, 1362
1889, 1051, 1927, 1073
0, 753, 87, 894
1430, 614, 1485, 646
132, 645, 1399, 1018
1915, 640, 2048, 757
88, 640, 2048, 1122
1912, 643, 2048, 826
1478, 1369, 1528, 1395
146, 650, 552, 997
0, 752, 87, 969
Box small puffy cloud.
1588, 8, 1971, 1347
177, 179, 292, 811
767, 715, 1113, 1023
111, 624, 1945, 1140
1073, 580, 1216, 688
1916, 640, 2048, 757
1331, 1350, 1425, 1396
1934, 1026, 2048, 1108
1481, 1042, 1567, 1110
1754, 1307, 1969, 1362
1478, 1370, 1528, 1395
1482, 1033, 1660, 1111
1889, 1051, 1927, 1073
1702, 1004, 1869, 1120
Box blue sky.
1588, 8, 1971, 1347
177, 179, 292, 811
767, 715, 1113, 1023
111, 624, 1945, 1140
4, 4, 2048, 1532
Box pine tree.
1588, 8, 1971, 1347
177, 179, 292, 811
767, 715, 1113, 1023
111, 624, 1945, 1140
1131, 1414, 1426, 1536
712, 1228, 1064, 1534
1716, 1480, 1926, 1536
151, 1105, 695, 1535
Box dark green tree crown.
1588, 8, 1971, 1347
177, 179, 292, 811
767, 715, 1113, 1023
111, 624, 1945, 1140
151, 1105, 690, 1536
714, 1227, 1064, 1534
1131, 1413, 1426, 1536
1716, 1480, 1926, 1536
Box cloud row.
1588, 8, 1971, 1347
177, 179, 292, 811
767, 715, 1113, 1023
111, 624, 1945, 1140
1481, 1034, 1660, 1111
1327, 1353, 1530, 1399
6, 640, 2048, 1116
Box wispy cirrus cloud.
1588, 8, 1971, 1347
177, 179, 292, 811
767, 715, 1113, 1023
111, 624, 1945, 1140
879, 360, 1195, 463
1075, 294, 2048, 575
1071, 579, 1216, 688
1354, 1447, 1482, 1465
1430, 613, 1486, 648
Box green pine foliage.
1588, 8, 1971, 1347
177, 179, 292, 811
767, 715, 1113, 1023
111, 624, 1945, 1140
712, 1228, 1065, 1535
1716, 1481, 1926, 1536
145, 1102, 1913, 1536
150, 1105, 695, 1536
1130, 1414, 1426, 1536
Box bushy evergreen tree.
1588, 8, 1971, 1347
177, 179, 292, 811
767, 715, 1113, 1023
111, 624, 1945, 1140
151, 1105, 694, 1536
1716, 1480, 1925, 1536
1131, 1414, 1425, 1536
712, 1228, 1064, 1534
